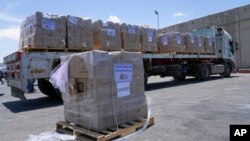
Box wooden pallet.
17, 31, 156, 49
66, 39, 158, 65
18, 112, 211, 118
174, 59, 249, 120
56, 117, 154, 141
22, 47, 91, 52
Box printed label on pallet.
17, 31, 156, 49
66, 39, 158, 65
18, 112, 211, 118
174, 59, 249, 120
106, 29, 116, 36
116, 82, 130, 97
190, 34, 195, 44
114, 64, 133, 83
42, 18, 55, 30
147, 30, 153, 42
198, 36, 202, 47
176, 35, 181, 45
161, 35, 168, 45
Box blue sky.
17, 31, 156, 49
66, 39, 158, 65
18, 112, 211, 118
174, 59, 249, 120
0, 0, 249, 62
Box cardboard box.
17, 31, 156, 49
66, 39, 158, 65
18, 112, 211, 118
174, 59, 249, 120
67, 16, 93, 49
93, 20, 121, 51
20, 12, 66, 49
63, 51, 147, 131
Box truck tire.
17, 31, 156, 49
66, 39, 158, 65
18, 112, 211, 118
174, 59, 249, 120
173, 75, 186, 80
223, 64, 232, 77
195, 65, 210, 80
38, 79, 61, 98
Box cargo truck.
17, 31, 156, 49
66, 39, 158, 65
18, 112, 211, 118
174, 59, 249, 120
3, 26, 238, 100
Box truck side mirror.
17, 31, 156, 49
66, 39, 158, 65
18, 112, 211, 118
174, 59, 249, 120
234, 42, 239, 50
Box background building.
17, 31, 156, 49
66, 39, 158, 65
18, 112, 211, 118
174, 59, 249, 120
160, 4, 250, 69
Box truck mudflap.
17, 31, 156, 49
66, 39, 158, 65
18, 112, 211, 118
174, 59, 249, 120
10, 87, 26, 100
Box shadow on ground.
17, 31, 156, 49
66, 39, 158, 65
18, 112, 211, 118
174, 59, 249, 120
2, 97, 63, 113
146, 75, 239, 91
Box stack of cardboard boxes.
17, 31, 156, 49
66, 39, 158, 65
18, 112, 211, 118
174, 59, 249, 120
66, 16, 93, 50
120, 23, 141, 51
19, 12, 66, 49
93, 20, 121, 51
140, 27, 158, 52
18, 12, 215, 54
204, 37, 215, 54
197, 35, 206, 53
183, 33, 197, 53
63, 50, 148, 131
158, 32, 184, 53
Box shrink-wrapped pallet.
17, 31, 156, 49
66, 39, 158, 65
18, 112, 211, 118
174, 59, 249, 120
67, 16, 93, 50
158, 32, 184, 53
20, 12, 66, 49
204, 37, 215, 54
93, 20, 121, 51
140, 27, 158, 52
120, 23, 141, 51
183, 33, 197, 53
197, 35, 206, 53
50, 50, 148, 132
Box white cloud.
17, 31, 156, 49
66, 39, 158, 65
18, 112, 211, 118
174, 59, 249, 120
0, 2, 24, 23
107, 15, 120, 23
0, 13, 22, 23
178, 20, 183, 23
83, 17, 90, 20
0, 27, 20, 41
173, 12, 186, 17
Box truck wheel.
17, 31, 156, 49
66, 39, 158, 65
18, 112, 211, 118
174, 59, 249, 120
195, 65, 210, 80
38, 79, 61, 98
223, 64, 232, 77
173, 75, 186, 80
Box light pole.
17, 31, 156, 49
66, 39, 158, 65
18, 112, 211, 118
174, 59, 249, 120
154, 10, 160, 30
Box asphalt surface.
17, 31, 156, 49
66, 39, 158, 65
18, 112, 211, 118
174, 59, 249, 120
1, 73, 250, 141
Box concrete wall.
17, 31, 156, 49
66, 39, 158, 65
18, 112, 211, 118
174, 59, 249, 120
160, 4, 250, 68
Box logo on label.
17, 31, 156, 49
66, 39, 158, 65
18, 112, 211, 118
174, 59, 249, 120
120, 74, 128, 80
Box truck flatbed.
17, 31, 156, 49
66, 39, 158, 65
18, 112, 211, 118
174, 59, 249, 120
143, 53, 217, 59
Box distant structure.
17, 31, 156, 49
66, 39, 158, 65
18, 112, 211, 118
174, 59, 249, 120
0, 63, 4, 67
160, 4, 250, 69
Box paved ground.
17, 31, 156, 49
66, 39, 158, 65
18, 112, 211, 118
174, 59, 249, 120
1, 73, 250, 141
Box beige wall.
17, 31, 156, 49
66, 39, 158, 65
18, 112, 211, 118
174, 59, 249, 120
160, 4, 250, 68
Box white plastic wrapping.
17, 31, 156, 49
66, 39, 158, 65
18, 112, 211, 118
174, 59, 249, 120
50, 50, 148, 132
26, 131, 76, 141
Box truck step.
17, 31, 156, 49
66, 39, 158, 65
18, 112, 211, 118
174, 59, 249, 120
56, 117, 154, 141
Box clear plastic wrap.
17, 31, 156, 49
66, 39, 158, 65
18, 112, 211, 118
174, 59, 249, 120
140, 27, 158, 52
26, 131, 76, 141
66, 15, 93, 49
183, 33, 197, 53
158, 32, 184, 53
93, 20, 121, 51
50, 50, 148, 132
20, 12, 66, 49
120, 23, 141, 51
